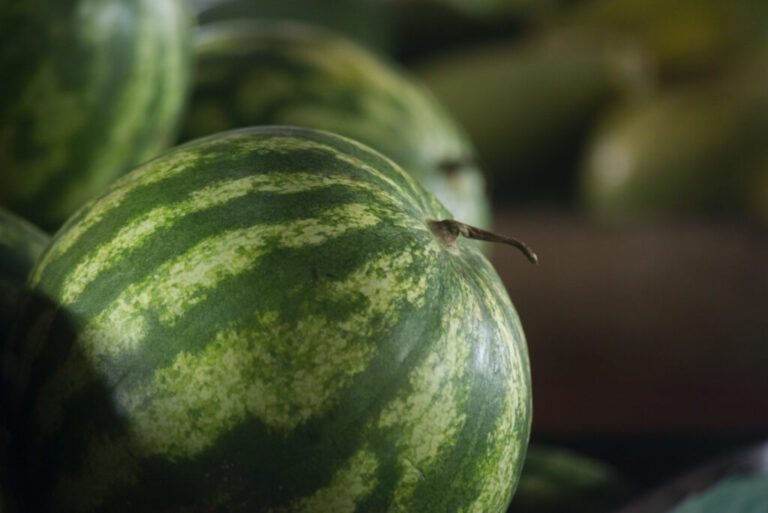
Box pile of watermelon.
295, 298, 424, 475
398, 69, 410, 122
4, 2, 765, 513
0, 2, 533, 512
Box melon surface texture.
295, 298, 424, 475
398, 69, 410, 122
0, 0, 193, 229
0, 208, 49, 346
9, 127, 530, 513
181, 21, 490, 232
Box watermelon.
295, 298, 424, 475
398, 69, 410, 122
195, 0, 393, 55
579, 63, 768, 221
1, 209, 48, 513
552, 0, 768, 80
0, 0, 194, 230
0, 208, 49, 347
509, 446, 630, 513
385, 0, 561, 20
7, 126, 532, 512
415, 32, 651, 202
180, 20, 491, 233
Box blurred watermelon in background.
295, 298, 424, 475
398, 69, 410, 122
416, 31, 653, 204
0, 0, 194, 230
547, 0, 768, 80
193, 0, 393, 54
580, 60, 768, 221
180, 19, 491, 233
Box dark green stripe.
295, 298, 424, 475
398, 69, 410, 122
38, 132, 432, 296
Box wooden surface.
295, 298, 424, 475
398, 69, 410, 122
490, 208, 768, 433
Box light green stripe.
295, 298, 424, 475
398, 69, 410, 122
32, 133, 425, 286
45, 243, 437, 510
53, 0, 158, 219
58, 171, 405, 305
463, 268, 529, 513
330, 139, 430, 215
116, 243, 436, 458
378, 276, 473, 511
30, 148, 201, 287
285, 446, 379, 513
34, 201, 394, 435
152, 0, 188, 153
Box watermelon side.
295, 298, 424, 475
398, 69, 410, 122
0, 0, 194, 230
0, 208, 49, 513
10, 127, 531, 513
195, 0, 393, 55
180, 20, 491, 233
0, 208, 49, 346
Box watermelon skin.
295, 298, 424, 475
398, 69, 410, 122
180, 20, 491, 233
0, 208, 49, 347
0, 0, 194, 230
195, 0, 393, 55
8, 127, 531, 513
0, 209, 49, 513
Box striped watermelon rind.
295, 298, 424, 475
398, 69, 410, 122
0, 0, 193, 230
10, 126, 531, 513
181, 20, 491, 233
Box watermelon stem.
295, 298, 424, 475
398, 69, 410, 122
428, 219, 538, 264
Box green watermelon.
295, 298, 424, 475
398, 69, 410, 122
1, 209, 48, 513
579, 63, 768, 221
8, 126, 532, 512
0, 0, 194, 230
509, 446, 630, 513
415, 32, 651, 202
384, 0, 561, 21
0, 208, 49, 346
195, 0, 393, 55
180, 20, 491, 233
551, 0, 768, 80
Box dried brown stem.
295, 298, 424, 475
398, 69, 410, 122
428, 219, 538, 264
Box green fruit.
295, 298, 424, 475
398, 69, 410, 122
510, 446, 630, 513
1, 209, 48, 513
416, 33, 651, 200
0, 0, 194, 230
580, 66, 768, 220
0, 208, 49, 347
195, 0, 392, 54
181, 20, 491, 232
9, 127, 531, 513
552, 0, 768, 79
384, 0, 560, 20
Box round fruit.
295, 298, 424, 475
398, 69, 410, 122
180, 20, 491, 232
9, 127, 531, 513
195, 0, 392, 54
580, 66, 768, 220
1, 209, 48, 513
0, 0, 193, 230
0, 208, 49, 347
552, 0, 768, 79
416, 33, 651, 202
